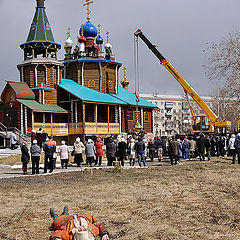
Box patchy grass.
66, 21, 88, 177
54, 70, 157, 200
1, 158, 240, 239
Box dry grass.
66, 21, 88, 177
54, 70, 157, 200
1, 158, 240, 239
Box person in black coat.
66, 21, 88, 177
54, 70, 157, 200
36, 128, 42, 148
196, 133, 207, 161
135, 137, 146, 167
117, 138, 127, 166
106, 138, 116, 166
21, 141, 30, 175
148, 139, 155, 162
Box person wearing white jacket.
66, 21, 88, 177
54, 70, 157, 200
59, 141, 70, 169
229, 134, 236, 164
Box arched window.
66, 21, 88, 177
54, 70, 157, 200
144, 112, 150, 122
127, 109, 134, 121
88, 80, 95, 88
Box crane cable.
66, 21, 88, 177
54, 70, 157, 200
134, 35, 140, 102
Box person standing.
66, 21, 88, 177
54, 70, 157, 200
229, 134, 236, 164
234, 133, 240, 164
21, 141, 30, 175
196, 133, 206, 161
210, 136, 216, 157
129, 138, 136, 166
59, 140, 70, 169
215, 136, 220, 157
143, 138, 148, 160
177, 139, 183, 163
30, 139, 41, 174
117, 138, 127, 166
205, 135, 211, 160
31, 129, 37, 144
73, 137, 85, 167
188, 137, 196, 160
41, 129, 48, 144
95, 138, 104, 166
168, 138, 178, 165
182, 138, 189, 160
155, 137, 163, 162
85, 139, 96, 167
148, 139, 155, 162
106, 138, 116, 166
10, 130, 17, 150
36, 128, 43, 148
43, 136, 56, 173
135, 137, 146, 167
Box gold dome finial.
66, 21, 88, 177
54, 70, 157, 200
83, 0, 93, 21
121, 67, 130, 90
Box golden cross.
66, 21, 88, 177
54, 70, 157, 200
124, 67, 126, 77
97, 24, 101, 35
67, 27, 71, 39
106, 32, 109, 43
81, 24, 84, 35
83, 0, 93, 21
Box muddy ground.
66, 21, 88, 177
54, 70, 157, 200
1, 157, 240, 240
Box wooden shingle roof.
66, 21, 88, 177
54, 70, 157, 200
1, 81, 35, 101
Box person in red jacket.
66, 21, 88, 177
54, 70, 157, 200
94, 138, 104, 166
49, 206, 109, 240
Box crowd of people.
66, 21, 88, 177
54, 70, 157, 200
19, 127, 240, 174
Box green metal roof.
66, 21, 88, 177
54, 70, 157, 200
59, 79, 157, 108
21, 2, 59, 46
17, 99, 68, 113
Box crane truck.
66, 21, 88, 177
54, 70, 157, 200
134, 29, 231, 133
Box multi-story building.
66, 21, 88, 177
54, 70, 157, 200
141, 93, 219, 136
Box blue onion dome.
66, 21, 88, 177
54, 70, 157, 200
96, 35, 103, 44
79, 21, 98, 39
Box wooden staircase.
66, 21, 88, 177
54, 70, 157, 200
0, 122, 30, 148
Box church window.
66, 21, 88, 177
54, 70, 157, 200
88, 80, 95, 88
108, 80, 115, 90
144, 112, 150, 122
127, 109, 134, 121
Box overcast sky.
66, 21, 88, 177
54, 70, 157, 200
0, 0, 239, 96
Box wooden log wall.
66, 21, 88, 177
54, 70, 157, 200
0, 101, 21, 130
121, 106, 153, 133
83, 63, 100, 91
143, 108, 153, 133
65, 61, 120, 94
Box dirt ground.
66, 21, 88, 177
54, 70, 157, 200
1, 157, 240, 240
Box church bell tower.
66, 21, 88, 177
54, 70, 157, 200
17, 0, 63, 105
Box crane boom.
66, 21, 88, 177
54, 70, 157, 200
134, 29, 218, 123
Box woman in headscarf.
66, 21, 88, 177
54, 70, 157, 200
95, 138, 104, 166
21, 141, 30, 175
73, 137, 85, 167
59, 140, 70, 169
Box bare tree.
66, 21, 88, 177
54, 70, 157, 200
204, 31, 240, 129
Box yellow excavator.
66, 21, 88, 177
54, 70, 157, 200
134, 29, 231, 133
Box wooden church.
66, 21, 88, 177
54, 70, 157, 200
0, 0, 156, 144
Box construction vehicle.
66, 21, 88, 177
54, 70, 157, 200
134, 29, 231, 133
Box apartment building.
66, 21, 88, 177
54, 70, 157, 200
141, 93, 218, 137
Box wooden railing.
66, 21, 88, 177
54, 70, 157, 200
35, 122, 120, 136
34, 123, 68, 136
69, 123, 83, 135
85, 122, 120, 135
